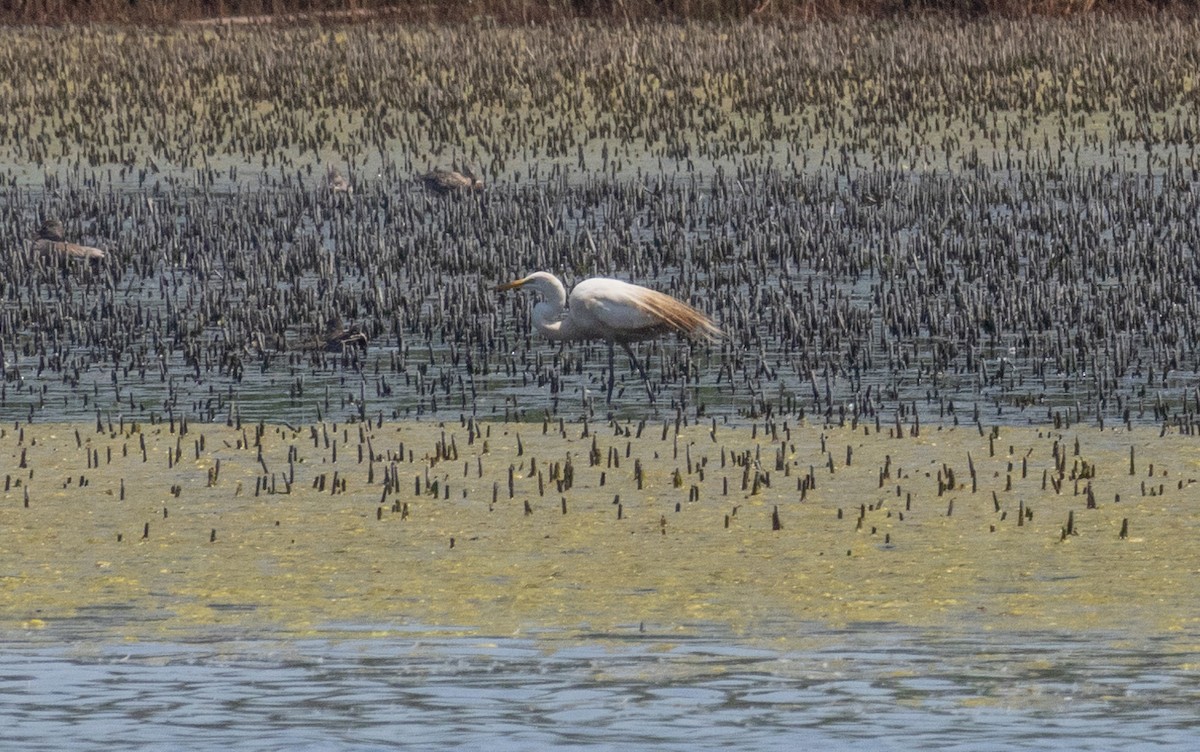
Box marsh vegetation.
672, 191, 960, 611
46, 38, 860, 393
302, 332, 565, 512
2, 18, 1200, 429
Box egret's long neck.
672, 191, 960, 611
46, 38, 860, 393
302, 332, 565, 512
532, 299, 572, 341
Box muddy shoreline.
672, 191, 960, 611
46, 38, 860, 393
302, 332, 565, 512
8, 1, 1191, 26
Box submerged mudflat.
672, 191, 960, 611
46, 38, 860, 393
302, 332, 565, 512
3, 417, 1197, 644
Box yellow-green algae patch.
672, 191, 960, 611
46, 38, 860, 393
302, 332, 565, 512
1, 419, 1199, 644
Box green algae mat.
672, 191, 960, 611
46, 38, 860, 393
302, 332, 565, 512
2, 418, 1199, 643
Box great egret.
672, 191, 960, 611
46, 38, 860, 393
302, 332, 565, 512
496, 271, 720, 403
420, 165, 484, 195
33, 219, 105, 261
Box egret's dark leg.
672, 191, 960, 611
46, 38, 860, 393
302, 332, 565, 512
607, 342, 616, 404
621, 342, 655, 404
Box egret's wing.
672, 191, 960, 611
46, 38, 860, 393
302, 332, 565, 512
570, 280, 656, 333
571, 279, 719, 340
627, 288, 721, 339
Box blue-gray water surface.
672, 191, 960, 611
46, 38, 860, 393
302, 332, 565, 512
3, 624, 1198, 751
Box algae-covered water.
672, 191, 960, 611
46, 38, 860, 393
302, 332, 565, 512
5, 419, 1198, 639
2, 418, 1199, 748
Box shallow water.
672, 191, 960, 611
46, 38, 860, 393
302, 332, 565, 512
6, 166, 1200, 431
6, 417, 1199, 748
4, 624, 1198, 751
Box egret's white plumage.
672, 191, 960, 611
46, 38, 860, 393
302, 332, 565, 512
496, 271, 720, 402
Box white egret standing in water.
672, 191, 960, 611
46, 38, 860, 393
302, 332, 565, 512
497, 271, 720, 403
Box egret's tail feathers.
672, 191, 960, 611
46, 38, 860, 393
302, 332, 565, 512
635, 290, 722, 341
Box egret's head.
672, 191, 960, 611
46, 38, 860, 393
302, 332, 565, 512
495, 277, 527, 293
495, 272, 566, 303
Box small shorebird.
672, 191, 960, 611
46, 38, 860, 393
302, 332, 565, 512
326, 163, 352, 194
33, 219, 106, 261
419, 165, 484, 195
320, 320, 368, 353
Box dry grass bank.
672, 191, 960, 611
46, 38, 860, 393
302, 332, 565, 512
3, 0, 1194, 25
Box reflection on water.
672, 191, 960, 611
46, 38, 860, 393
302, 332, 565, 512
3, 624, 1197, 751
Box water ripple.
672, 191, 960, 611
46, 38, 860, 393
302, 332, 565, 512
2, 626, 1198, 751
